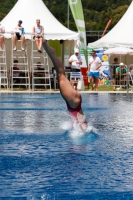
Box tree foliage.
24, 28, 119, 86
0, 0, 132, 31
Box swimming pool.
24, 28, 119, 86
0, 93, 133, 199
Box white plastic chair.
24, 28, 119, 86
70, 72, 84, 90
53, 69, 58, 90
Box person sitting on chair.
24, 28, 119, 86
0, 22, 5, 50
115, 62, 127, 88
11, 20, 25, 51
111, 57, 119, 90
32, 19, 44, 53
11, 60, 20, 84
42, 41, 87, 131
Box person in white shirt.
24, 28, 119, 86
68, 48, 82, 89
69, 49, 82, 72
87, 50, 102, 91
32, 19, 44, 53
11, 20, 25, 51
0, 23, 5, 50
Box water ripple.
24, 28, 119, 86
0, 93, 133, 198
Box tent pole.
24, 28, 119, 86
67, 2, 69, 29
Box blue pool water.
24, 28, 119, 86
0, 93, 133, 199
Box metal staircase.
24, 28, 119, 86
0, 43, 8, 90
10, 38, 30, 90
31, 38, 51, 90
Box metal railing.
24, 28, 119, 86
98, 64, 133, 91
86, 30, 109, 39
0, 42, 8, 90
0, 32, 133, 92
31, 34, 51, 90
10, 34, 30, 90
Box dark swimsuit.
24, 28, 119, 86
66, 95, 82, 117
66, 96, 87, 126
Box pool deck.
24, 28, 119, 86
0, 89, 133, 93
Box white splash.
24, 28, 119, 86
60, 121, 72, 131
60, 120, 98, 139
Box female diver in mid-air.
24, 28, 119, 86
42, 41, 87, 130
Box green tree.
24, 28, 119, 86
0, 0, 132, 32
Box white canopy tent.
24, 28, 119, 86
1, 0, 79, 40
104, 47, 133, 55
1, 0, 80, 69
88, 1, 133, 49
104, 47, 133, 67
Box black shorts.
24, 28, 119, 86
112, 75, 116, 79
33, 35, 42, 40
71, 68, 80, 72
116, 75, 125, 80
16, 32, 21, 40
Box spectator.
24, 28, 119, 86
129, 64, 133, 76
11, 20, 25, 51
32, 19, 44, 53
87, 50, 102, 91
0, 22, 5, 50
129, 64, 133, 85
68, 48, 82, 89
111, 57, 119, 90
12, 60, 20, 83
115, 62, 127, 88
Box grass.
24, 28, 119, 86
84, 85, 129, 91
0, 85, 131, 92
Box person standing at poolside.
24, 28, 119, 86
32, 19, 44, 53
68, 48, 82, 89
0, 22, 5, 50
87, 50, 102, 91
42, 41, 87, 130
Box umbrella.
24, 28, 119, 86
104, 47, 133, 55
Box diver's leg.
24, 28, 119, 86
42, 41, 81, 107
